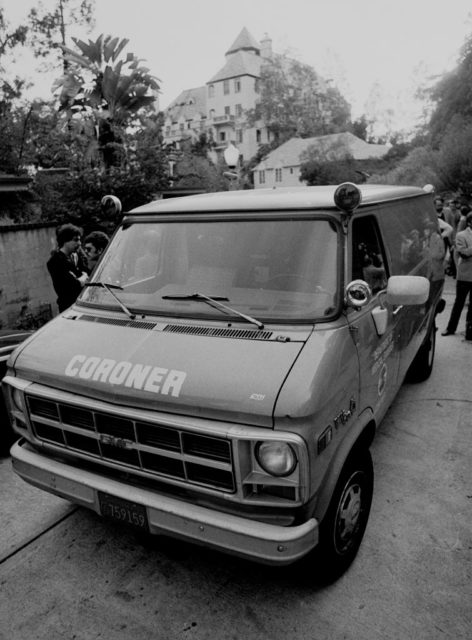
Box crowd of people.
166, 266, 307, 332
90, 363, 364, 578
435, 196, 472, 341
46, 224, 109, 313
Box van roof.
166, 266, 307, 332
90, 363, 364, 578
129, 184, 431, 215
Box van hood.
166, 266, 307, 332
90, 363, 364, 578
12, 315, 309, 428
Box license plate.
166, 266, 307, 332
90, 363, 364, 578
98, 492, 149, 532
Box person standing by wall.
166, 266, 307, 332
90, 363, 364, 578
47, 224, 88, 313
83, 231, 110, 273
441, 212, 472, 340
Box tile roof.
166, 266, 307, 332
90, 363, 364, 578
208, 50, 262, 83
255, 132, 390, 170
165, 86, 207, 122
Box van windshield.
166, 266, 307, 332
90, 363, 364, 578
79, 217, 340, 323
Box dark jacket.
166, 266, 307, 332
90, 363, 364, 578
47, 251, 84, 312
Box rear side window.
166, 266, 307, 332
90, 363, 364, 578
375, 198, 437, 277
351, 215, 388, 294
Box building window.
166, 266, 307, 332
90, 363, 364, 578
259, 170, 265, 184
275, 168, 282, 182
224, 106, 231, 116
234, 79, 241, 93
223, 80, 230, 95
208, 84, 215, 97
235, 103, 242, 117
179, 123, 184, 131
236, 129, 243, 144
256, 129, 262, 143
219, 131, 226, 142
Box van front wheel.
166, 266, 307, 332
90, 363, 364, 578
313, 450, 373, 583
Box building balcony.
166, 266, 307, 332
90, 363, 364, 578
211, 114, 235, 126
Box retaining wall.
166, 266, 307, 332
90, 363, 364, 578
0, 223, 58, 330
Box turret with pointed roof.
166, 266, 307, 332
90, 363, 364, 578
209, 27, 262, 84
225, 27, 261, 56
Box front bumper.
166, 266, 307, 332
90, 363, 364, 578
11, 440, 318, 565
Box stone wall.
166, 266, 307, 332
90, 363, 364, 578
0, 223, 58, 330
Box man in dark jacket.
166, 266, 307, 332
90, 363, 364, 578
441, 212, 472, 340
47, 224, 88, 312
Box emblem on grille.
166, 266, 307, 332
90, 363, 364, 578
99, 434, 133, 449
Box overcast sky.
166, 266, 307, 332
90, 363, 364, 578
3, 0, 472, 130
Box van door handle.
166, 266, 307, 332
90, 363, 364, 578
392, 305, 403, 316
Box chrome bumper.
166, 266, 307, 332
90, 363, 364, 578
11, 440, 318, 565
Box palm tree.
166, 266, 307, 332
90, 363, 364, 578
53, 34, 160, 168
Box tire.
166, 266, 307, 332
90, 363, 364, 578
406, 321, 436, 383
313, 449, 374, 583
0, 398, 15, 457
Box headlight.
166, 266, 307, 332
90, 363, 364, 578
255, 441, 297, 477
12, 388, 23, 412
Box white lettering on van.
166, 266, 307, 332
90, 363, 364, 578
161, 369, 187, 397
92, 358, 116, 382
65, 354, 86, 376
65, 355, 187, 397
124, 364, 152, 389
108, 361, 133, 385
78, 356, 101, 379
144, 367, 168, 393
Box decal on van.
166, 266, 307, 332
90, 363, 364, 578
65, 355, 187, 397
378, 363, 388, 396
371, 332, 394, 375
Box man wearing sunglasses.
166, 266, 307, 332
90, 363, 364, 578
83, 231, 110, 273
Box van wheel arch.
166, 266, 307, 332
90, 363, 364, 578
312, 419, 375, 525
406, 320, 436, 383
307, 447, 374, 583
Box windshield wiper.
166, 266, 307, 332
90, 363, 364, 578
84, 282, 137, 320
162, 292, 264, 330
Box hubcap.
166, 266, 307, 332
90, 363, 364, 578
334, 475, 363, 554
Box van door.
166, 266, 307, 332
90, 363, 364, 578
347, 214, 401, 417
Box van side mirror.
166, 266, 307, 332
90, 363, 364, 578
386, 275, 430, 306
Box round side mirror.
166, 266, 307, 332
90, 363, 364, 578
345, 279, 372, 309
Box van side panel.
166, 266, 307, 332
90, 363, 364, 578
375, 196, 445, 380
274, 321, 360, 498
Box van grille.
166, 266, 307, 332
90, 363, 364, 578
26, 396, 234, 492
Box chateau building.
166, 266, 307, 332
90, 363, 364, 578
162, 28, 280, 166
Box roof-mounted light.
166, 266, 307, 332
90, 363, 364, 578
334, 182, 362, 213
101, 194, 122, 216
